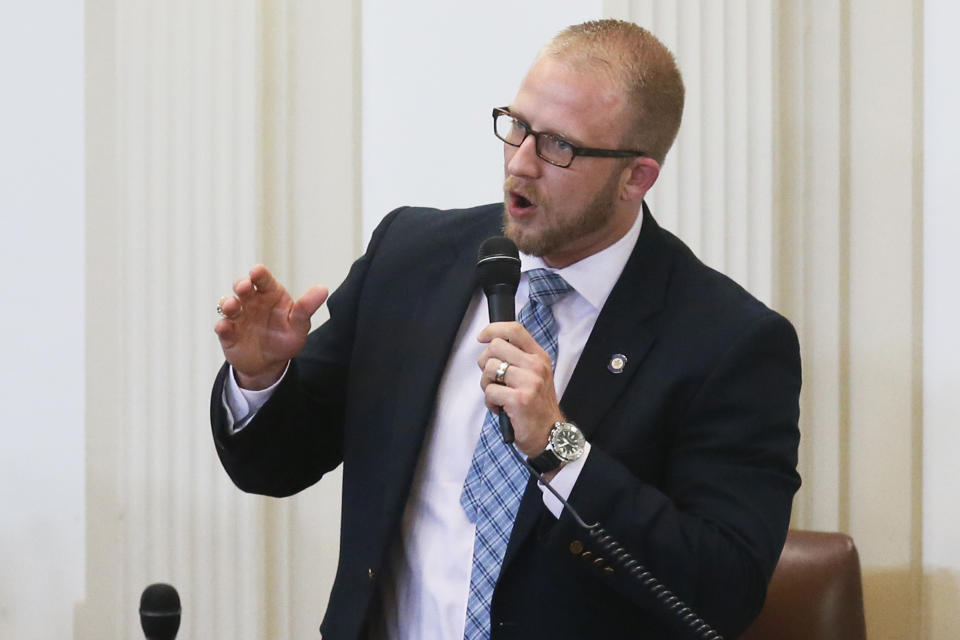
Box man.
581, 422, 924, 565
212, 19, 800, 640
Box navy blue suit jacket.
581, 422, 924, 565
211, 203, 801, 639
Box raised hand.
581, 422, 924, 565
215, 264, 329, 389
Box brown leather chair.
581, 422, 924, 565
739, 530, 867, 640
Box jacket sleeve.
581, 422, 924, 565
208, 208, 406, 498
544, 312, 801, 639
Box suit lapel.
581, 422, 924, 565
502, 204, 675, 569
375, 208, 503, 544
558, 207, 672, 439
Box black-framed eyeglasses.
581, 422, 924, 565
492, 106, 646, 168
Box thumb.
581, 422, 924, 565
290, 284, 330, 328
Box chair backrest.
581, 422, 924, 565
739, 529, 867, 640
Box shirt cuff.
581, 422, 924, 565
221, 362, 289, 434
537, 441, 591, 519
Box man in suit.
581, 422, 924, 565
212, 19, 800, 640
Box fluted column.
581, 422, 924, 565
82, 1, 264, 638
80, 1, 359, 638
606, 0, 775, 303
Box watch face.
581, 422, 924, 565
552, 423, 585, 462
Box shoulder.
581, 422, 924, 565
648, 223, 798, 360
373, 203, 502, 243
360, 202, 504, 271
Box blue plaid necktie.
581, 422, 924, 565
460, 268, 573, 640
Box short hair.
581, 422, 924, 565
542, 19, 685, 165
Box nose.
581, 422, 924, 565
505, 134, 542, 179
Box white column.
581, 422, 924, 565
81, 1, 361, 637
608, 1, 775, 304
80, 2, 265, 638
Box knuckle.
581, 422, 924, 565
535, 359, 552, 377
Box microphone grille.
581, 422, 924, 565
476, 236, 521, 289
140, 583, 181, 640
140, 583, 181, 614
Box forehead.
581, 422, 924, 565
510, 56, 627, 147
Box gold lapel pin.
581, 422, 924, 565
607, 354, 627, 374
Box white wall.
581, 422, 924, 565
923, 0, 960, 636
0, 2, 85, 638
361, 0, 604, 243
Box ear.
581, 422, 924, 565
619, 156, 660, 203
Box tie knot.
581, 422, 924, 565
525, 268, 573, 307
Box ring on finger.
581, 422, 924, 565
495, 360, 510, 384
216, 297, 227, 318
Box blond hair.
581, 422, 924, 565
543, 19, 684, 165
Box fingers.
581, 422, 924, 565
478, 321, 542, 352
480, 356, 545, 393
218, 294, 243, 319
477, 337, 550, 385
290, 285, 330, 327
216, 265, 328, 332
230, 264, 279, 303
249, 264, 281, 294
481, 358, 559, 455
214, 316, 238, 344
476, 321, 546, 375
475, 322, 561, 455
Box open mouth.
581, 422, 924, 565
509, 191, 536, 212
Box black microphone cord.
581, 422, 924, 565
505, 443, 724, 640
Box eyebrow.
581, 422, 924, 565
505, 106, 584, 146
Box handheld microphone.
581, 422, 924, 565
476, 236, 521, 443
139, 583, 181, 640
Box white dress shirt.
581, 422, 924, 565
223, 211, 643, 640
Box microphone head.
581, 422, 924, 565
476, 236, 521, 291
139, 583, 181, 640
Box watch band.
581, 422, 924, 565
529, 448, 564, 474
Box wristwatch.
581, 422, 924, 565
529, 421, 586, 474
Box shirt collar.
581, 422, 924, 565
518, 210, 644, 311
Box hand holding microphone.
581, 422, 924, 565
476, 237, 564, 456
475, 237, 521, 442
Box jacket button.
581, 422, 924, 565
569, 540, 584, 555
368, 568, 375, 581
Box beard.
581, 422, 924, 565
502, 169, 621, 258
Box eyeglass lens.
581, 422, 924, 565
494, 112, 574, 167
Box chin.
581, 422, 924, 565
502, 215, 549, 257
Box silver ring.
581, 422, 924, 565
495, 360, 510, 384
216, 297, 227, 318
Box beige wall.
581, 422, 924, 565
75, 0, 954, 638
